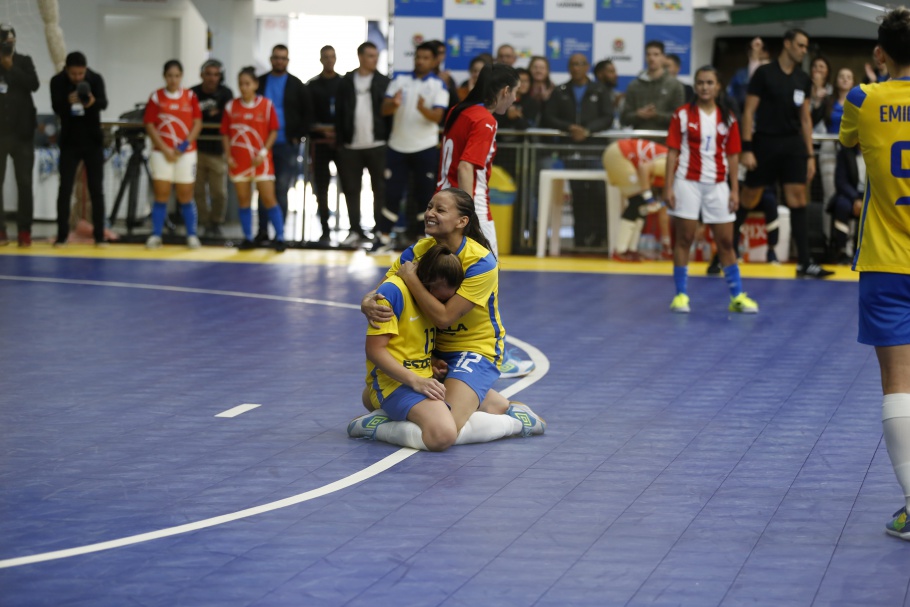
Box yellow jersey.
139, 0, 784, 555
387, 237, 506, 367
839, 78, 910, 274
365, 276, 436, 403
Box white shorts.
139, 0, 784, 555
149, 150, 197, 185
668, 179, 734, 224
229, 173, 275, 184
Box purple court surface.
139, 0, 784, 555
1, 250, 908, 606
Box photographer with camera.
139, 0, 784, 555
50, 51, 109, 246
0, 24, 39, 247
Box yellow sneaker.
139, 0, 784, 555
729, 292, 759, 313
670, 293, 690, 313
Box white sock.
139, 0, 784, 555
455, 412, 522, 445
883, 393, 910, 511
374, 421, 428, 451
616, 219, 635, 253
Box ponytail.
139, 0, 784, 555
445, 64, 519, 132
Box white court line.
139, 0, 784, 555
0, 274, 549, 568
215, 404, 261, 418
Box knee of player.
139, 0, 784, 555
422, 420, 457, 452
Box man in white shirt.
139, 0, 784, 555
374, 41, 449, 251
335, 42, 391, 247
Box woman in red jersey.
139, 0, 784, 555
220, 67, 286, 252
664, 66, 757, 315
143, 60, 202, 249
435, 63, 519, 258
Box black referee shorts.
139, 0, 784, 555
745, 134, 809, 188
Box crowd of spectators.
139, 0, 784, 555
0, 23, 878, 267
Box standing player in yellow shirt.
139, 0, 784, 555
838, 6, 910, 541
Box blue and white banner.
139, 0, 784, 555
393, 0, 692, 86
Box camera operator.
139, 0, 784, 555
191, 59, 232, 237
50, 51, 108, 246
0, 24, 39, 247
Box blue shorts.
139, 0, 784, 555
371, 384, 428, 422
435, 350, 501, 406
859, 272, 910, 347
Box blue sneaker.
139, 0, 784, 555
885, 506, 910, 541
500, 348, 535, 379
347, 410, 389, 439
506, 402, 546, 437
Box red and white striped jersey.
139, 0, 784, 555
221, 96, 280, 178
143, 88, 202, 152
435, 104, 497, 220
666, 104, 741, 184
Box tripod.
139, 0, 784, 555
108, 134, 153, 237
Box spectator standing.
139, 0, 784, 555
594, 58, 622, 120
373, 41, 448, 252
838, 6, 910, 542
335, 41, 390, 247
544, 53, 615, 248
307, 45, 342, 244
142, 59, 203, 249
257, 44, 313, 244
50, 51, 108, 246
191, 59, 233, 237
740, 29, 833, 278
429, 40, 459, 112
0, 24, 38, 247
495, 44, 517, 67
527, 56, 554, 102
621, 40, 685, 133
819, 66, 854, 209
665, 54, 694, 102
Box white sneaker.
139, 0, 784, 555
145, 235, 162, 249
187, 235, 201, 249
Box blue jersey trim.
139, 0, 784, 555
377, 282, 405, 319
846, 85, 866, 108
455, 236, 467, 256
465, 252, 497, 279
488, 291, 503, 366
399, 245, 416, 265
852, 177, 873, 271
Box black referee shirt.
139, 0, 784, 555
747, 61, 811, 136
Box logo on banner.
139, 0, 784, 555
613, 38, 624, 52
652, 0, 683, 10
455, 0, 485, 4
602, 0, 610, 6
412, 33, 425, 46
548, 36, 561, 59
448, 34, 461, 57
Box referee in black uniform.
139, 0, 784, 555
740, 29, 833, 278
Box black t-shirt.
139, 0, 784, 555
307, 73, 342, 143
191, 84, 233, 154
747, 61, 810, 137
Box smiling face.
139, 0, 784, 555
424, 191, 468, 239
529, 58, 549, 83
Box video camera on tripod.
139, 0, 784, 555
109, 103, 153, 236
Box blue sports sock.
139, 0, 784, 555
151, 201, 168, 236
238, 207, 253, 240
723, 263, 743, 297
673, 265, 688, 295
267, 206, 285, 241
180, 202, 198, 236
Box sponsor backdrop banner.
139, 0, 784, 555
391, 0, 691, 89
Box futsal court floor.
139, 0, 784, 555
1, 243, 908, 607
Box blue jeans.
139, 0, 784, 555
258, 141, 299, 237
